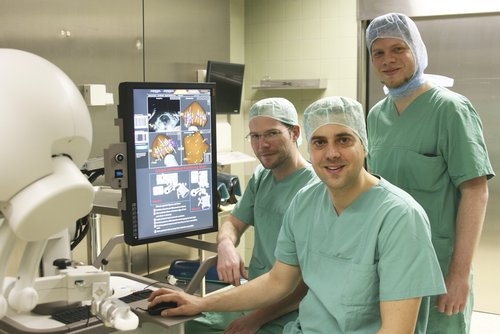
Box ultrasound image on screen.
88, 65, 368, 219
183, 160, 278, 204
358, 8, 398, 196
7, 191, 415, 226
148, 97, 181, 132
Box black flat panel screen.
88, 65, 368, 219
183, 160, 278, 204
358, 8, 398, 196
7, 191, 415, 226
118, 82, 218, 246
206, 60, 244, 114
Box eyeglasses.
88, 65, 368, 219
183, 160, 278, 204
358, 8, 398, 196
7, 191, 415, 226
245, 129, 284, 143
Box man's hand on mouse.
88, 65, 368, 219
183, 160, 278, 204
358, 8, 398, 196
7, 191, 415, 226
147, 288, 204, 317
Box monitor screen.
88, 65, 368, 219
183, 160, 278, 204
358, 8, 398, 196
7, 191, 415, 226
118, 82, 218, 246
205, 60, 244, 114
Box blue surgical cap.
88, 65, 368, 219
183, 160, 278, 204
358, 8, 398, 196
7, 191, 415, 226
249, 97, 302, 145
366, 13, 428, 99
303, 96, 367, 151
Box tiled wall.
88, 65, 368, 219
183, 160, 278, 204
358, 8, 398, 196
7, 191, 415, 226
239, 0, 358, 162
245, 0, 358, 101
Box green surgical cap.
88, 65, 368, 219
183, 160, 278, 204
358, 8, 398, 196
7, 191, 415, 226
249, 97, 298, 125
366, 13, 428, 99
304, 96, 368, 151
366, 13, 427, 75
249, 97, 302, 145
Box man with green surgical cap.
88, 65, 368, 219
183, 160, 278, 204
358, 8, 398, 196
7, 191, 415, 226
146, 96, 446, 334
366, 13, 495, 334
185, 97, 317, 334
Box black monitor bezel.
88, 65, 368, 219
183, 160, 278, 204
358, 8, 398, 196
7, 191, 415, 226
205, 60, 244, 114
118, 81, 218, 246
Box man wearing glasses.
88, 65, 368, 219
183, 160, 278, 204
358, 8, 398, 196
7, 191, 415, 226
185, 97, 318, 334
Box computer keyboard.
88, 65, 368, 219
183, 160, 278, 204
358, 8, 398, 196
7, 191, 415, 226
118, 288, 153, 303
51, 289, 153, 324
51, 305, 92, 324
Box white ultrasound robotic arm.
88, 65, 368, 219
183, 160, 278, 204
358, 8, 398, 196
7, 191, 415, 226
0, 49, 138, 331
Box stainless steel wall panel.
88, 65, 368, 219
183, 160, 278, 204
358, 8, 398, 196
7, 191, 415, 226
0, 0, 230, 157
358, 0, 500, 20
0, 0, 144, 159
143, 0, 230, 82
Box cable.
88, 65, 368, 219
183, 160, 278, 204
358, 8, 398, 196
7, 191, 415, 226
70, 215, 90, 251
70, 168, 105, 250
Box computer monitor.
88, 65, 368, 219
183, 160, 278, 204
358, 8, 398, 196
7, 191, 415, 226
205, 60, 244, 114
118, 82, 218, 246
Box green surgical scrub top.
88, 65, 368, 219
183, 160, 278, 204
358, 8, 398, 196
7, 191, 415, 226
276, 178, 446, 334
367, 86, 494, 333
232, 164, 318, 280
367, 86, 494, 272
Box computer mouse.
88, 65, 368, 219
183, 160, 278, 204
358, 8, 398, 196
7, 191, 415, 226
147, 301, 178, 316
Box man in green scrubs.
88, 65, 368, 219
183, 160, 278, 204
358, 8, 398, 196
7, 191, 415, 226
365, 13, 495, 334
185, 97, 317, 333
147, 96, 446, 333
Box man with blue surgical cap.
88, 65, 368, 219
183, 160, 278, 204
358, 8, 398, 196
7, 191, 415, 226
366, 13, 495, 334
146, 96, 446, 334
185, 97, 317, 334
